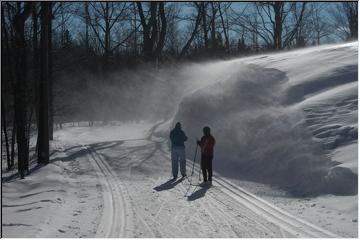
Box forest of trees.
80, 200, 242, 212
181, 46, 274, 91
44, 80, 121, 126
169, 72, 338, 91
1, 1, 358, 179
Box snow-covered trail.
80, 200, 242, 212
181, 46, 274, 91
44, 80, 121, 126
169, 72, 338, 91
79, 123, 337, 238
1, 122, 342, 237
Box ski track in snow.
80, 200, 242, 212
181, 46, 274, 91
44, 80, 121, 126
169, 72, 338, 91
182, 147, 338, 238
182, 159, 338, 237
84, 146, 130, 237
215, 174, 337, 237
1, 123, 344, 237
80, 129, 338, 238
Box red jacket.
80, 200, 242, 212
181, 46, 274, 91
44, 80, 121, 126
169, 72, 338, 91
198, 134, 216, 156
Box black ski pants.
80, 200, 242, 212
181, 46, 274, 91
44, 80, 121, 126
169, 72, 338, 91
201, 155, 213, 182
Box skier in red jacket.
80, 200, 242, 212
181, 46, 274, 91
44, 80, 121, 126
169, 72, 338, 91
197, 126, 216, 186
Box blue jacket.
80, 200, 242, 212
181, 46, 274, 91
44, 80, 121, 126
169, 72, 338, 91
170, 126, 188, 147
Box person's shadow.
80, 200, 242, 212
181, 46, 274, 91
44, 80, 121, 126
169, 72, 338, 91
187, 185, 210, 201
153, 178, 184, 192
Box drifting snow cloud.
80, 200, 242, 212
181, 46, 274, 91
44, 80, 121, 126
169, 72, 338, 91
172, 64, 357, 196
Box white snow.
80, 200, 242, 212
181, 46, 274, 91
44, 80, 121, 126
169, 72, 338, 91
2, 143, 103, 237
2, 42, 358, 237
172, 42, 358, 196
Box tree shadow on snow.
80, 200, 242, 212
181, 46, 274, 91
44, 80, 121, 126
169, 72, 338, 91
52, 146, 87, 163
2, 223, 32, 227
89, 140, 125, 151
2, 163, 44, 183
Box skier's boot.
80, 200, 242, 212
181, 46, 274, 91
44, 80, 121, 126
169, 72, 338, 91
200, 180, 208, 187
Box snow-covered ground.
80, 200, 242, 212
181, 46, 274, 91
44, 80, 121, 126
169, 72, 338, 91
2, 42, 358, 237
174, 42, 358, 196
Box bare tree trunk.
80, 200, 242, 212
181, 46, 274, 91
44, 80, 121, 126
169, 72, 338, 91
137, 2, 154, 60
10, 115, 16, 168
85, 2, 89, 52
137, 2, 166, 61
1, 5, 11, 170
38, 2, 50, 164
343, 2, 358, 40
201, 2, 209, 50
2, 3, 17, 169
179, 4, 203, 58
218, 2, 230, 54
149, 2, 157, 52
32, 3, 41, 155
283, 3, 307, 48
60, 3, 64, 46
210, 2, 217, 51
13, 2, 33, 179
49, 5, 54, 140
273, 2, 284, 50
103, 2, 110, 72
154, 2, 167, 57
1, 96, 11, 170
133, 2, 137, 55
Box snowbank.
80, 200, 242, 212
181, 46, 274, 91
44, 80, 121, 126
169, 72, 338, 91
2, 147, 103, 237
171, 43, 358, 196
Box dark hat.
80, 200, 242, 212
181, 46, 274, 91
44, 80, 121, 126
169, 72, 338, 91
203, 126, 210, 133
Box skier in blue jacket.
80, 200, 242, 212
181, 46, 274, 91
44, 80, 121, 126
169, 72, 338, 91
169, 122, 188, 180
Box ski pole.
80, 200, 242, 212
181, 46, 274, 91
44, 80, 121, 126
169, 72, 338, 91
198, 156, 202, 183
185, 140, 199, 197
188, 141, 198, 184
196, 139, 202, 183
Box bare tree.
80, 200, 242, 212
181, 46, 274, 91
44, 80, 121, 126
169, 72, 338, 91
48, 4, 54, 141
162, 3, 180, 56
179, 3, 204, 58
86, 2, 132, 69
179, 1, 226, 57
199, 2, 209, 50
11, 2, 33, 177
137, 2, 167, 61
310, 3, 332, 45
217, 2, 231, 53
282, 2, 307, 48
38, 2, 51, 164
232, 2, 306, 50
1, 96, 11, 170
210, 2, 218, 50
343, 2, 358, 40
329, 2, 358, 41
1, 4, 12, 170
230, 3, 273, 49
84, 2, 90, 52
